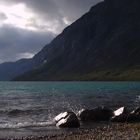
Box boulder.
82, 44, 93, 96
77, 106, 113, 122
77, 109, 95, 121
127, 107, 140, 122
93, 106, 114, 121
132, 106, 140, 114
54, 112, 80, 128
111, 107, 129, 122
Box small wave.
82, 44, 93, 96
7, 108, 48, 116
0, 121, 54, 129
8, 109, 24, 115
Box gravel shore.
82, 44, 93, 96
18, 123, 140, 140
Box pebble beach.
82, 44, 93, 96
9, 123, 140, 140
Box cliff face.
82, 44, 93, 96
1, 0, 140, 81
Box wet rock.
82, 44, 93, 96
54, 112, 68, 123
127, 107, 140, 122
132, 106, 140, 114
77, 106, 113, 122
77, 109, 95, 121
111, 107, 129, 122
54, 112, 80, 128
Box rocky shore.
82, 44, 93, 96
54, 106, 140, 128
43, 123, 140, 140
5, 106, 140, 140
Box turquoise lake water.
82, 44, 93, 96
0, 81, 140, 138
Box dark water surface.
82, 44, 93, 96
0, 81, 139, 138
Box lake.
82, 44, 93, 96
0, 81, 140, 138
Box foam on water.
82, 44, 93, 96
0, 121, 54, 129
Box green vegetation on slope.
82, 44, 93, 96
14, 67, 140, 81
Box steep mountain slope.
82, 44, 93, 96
1, 0, 140, 81
14, 0, 140, 81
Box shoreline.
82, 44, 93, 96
31, 123, 140, 140
3, 123, 140, 140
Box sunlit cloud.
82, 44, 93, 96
0, 2, 68, 34
0, 3, 37, 31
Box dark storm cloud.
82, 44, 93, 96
24, 0, 103, 33
0, 0, 102, 20
23, 0, 102, 21
0, 0, 102, 63
0, 0, 103, 32
0, 25, 54, 62
21, 0, 103, 30
54, 0, 103, 21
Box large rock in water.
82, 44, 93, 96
54, 112, 80, 128
77, 106, 113, 122
77, 109, 95, 121
111, 107, 129, 122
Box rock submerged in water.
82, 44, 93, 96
54, 112, 80, 128
77, 106, 113, 122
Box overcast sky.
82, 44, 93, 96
0, 0, 102, 63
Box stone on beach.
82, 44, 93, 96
132, 106, 140, 114
77, 109, 95, 121
127, 107, 140, 122
77, 106, 113, 122
54, 106, 140, 129
111, 107, 129, 122
54, 112, 80, 128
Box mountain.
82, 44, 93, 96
1, 0, 140, 81
0, 45, 49, 80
